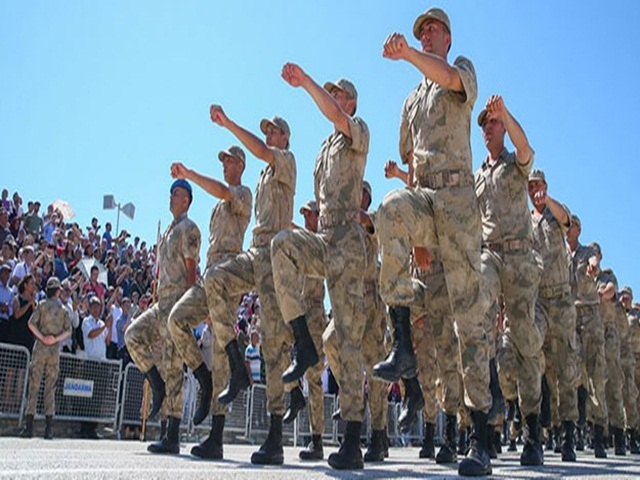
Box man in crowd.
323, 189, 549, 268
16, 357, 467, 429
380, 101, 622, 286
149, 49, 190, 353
528, 169, 580, 462
566, 215, 608, 458
374, 7, 491, 476
619, 287, 640, 453
205, 107, 295, 466
168, 145, 252, 459
125, 179, 201, 455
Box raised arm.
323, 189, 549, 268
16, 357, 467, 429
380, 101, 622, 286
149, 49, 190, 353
171, 162, 232, 201
484, 95, 533, 166
383, 33, 463, 92
281, 63, 353, 138
210, 105, 275, 165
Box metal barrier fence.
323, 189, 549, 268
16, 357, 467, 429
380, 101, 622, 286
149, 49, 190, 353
119, 363, 196, 437
0, 343, 31, 424
246, 384, 295, 443
294, 393, 337, 446
34, 353, 123, 428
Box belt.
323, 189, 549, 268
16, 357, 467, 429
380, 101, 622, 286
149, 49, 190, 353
318, 210, 359, 230
575, 303, 599, 315
486, 238, 531, 255
538, 283, 571, 298
252, 232, 275, 248
416, 169, 473, 190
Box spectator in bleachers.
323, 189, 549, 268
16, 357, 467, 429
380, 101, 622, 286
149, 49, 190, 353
1, 189, 13, 216
9, 274, 37, 352
0, 209, 13, 246
102, 222, 113, 250
82, 265, 105, 302
0, 263, 15, 342
42, 212, 58, 245
82, 296, 111, 360
1, 240, 17, 270
10, 245, 35, 289
58, 279, 80, 354
106, 287, 123, 359
12, 192, 24, 220
23, 201, 43, 239
115, 297, 133, 367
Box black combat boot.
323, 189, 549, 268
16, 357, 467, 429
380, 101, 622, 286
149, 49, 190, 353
44, 416, 53, 440
398, 376, 425, 432
575, 424, 585, 451
553, 425, 562, 453
436, 414, 457, 464
459, 410, 492, 477
147, 416, 180, 454
159, 419, 167, 440
145, 365, 166, 419
458, 427, 469, 455
383, 429, 390, 458
283, 385, 306, 424
593, 423, 607, 458
372, 307, 416, 382
364, 429, 385, 462
561, 420, 576, 462
251, 414, 284, 465
486, 428, 498, 459
282, 315, 319, 384
217, 340, 250, 404
629, 428, 640, 454
192, 362, 213, 426
520, 413, 544, 466
487, 358, 505, 427
299, 434, 324, 460
328, 421, 363, 470
614, 426, 626, 456
191, 414, 225, 459
419, 422, 435, 459
20, 414, 33, 438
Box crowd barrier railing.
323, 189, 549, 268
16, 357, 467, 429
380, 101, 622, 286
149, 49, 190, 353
0, 342, 31, 425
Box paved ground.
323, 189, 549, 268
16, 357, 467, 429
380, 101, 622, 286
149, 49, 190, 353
1, 438, 639, 479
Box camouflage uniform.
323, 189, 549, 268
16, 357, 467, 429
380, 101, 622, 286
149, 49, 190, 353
618, 301, 638, 429
301, 275, 327, 436
272, 115, 368, 423
125, 212, 201, 418
377, 56, 492, 413
475, 148, 542, 417
25, 298, 73, 416
596, 269, 625, 430
411, 251, 461, 420
169, 184, 252, 416
570, 244, 608, 427
627, 305, 640, 429
205, 147, 296, 415
324, 212, 387, 430
531, 205, 579, 423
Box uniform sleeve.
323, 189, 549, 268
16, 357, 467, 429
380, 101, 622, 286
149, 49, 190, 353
27, 305, 42, 331
347, 116, 369, 155
515, 149, 534, 177
269, 148, 297, 191
61, 307, 73, 334
182, 222, 201, 262
558, 203, 572, 234
453, 56, 477, 107
229, 185, 253, 219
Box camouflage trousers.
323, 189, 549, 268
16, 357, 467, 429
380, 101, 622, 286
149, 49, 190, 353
168, 278, 232, 416
325, 281, 387, 430
604, 324, 625, 429
537, 290, 580, 423
620, 349, 639, 429
305, 302, 327, 435
205, 246, 291, 415
377, 185, 491, 413
272, 224, 367, 423
482, 248, 542, 417
125, 294, 184, 418
576, 305, 608, 427
411, 264, 461, 421
633, 353, 640, 429
25, 344, 60, 416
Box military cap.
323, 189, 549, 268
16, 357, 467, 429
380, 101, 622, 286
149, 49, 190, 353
529, 169, 546, 183
323, 78, 358, 100
218, 145, 246, 164
363, 180, 372, 197
413, 7, 451, 40
299, 200, 319, 214
170, 179, 193, 202
620, 286, 633, 298
260, 116, 291, 139
46, 276, 61, 290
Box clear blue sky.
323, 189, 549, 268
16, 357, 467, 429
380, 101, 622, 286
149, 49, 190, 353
2, 1, 639, 292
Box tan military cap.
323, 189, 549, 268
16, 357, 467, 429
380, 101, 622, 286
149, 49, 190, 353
218, 145, 246, 164
528, 169, 546, 183
620, 286, 633, 298
260, 116, 291, 139
299, 200, 319, 214
413, 7, 451, 40
323, 78, 358, 100
46, 276, 61, 290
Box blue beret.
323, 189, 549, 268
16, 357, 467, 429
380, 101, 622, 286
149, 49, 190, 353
170, 179, 192, 199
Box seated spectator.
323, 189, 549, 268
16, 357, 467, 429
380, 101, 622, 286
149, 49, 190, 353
10, 245, 35, 289
1, 240, 17, 270
245, 330, 262, 385
0, 263, 15, 342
